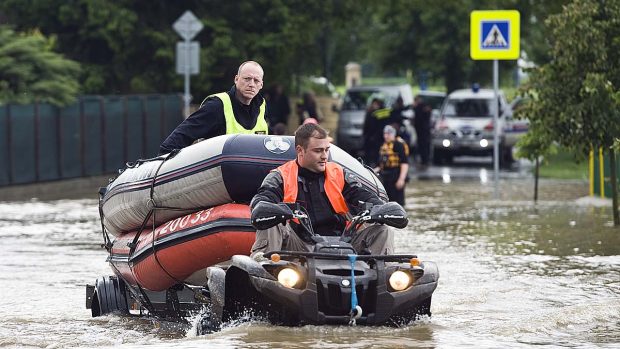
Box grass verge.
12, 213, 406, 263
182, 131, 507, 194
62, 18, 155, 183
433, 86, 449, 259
537, 150, 589, 180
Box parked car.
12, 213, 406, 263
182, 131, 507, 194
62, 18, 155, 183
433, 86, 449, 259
502, 96, 530, 149
336, 84, 414, 157
431, 87, 514, 166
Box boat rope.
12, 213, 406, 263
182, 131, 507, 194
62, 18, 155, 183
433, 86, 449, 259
147, 152, 194, 291
125, 150, 193, 293
348, 254, 362, 325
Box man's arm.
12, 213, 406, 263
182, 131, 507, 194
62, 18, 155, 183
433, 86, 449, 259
159, 98, 226, 155
250, 171, 284, 210
342, 169, 385, 215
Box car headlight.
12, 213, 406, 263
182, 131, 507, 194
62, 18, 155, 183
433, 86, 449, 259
277, 267, 301, 288
388, 270, 413, 291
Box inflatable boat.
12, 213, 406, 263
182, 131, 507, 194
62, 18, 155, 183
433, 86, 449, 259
100, 134, 386, 237
85, 134, 435, 330
109, 203, 253, 291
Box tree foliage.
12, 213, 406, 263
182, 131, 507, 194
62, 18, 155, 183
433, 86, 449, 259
518, 0, 620, 224
0, 0, 579, 96
0, 26, 80, 106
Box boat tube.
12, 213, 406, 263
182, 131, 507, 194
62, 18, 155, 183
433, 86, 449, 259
109, 203, 254, 291
100, 134, 386, 237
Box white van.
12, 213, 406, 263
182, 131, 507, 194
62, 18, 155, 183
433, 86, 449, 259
431, 87, 514, 166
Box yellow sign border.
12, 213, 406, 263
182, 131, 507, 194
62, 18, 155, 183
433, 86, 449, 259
470, 10, 520, 60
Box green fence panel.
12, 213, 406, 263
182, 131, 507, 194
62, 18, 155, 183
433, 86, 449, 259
126, 96, 145, 161
163, 95, 183, 140
103, 96, 125, 173
37, 104, 60, 181
81, 96, 104, 176
593, 151, 620, 198
144, 95, 164, 157
59, 103, 81, 179
9, 105, 36, 184
0, 106, 9, 185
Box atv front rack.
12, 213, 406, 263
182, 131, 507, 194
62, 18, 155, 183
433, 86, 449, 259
264, 251, 418, 263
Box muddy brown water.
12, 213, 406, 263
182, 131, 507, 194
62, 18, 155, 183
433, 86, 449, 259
0, 178, 618, 348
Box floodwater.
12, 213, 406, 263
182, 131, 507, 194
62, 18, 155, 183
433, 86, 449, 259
0, 177, 618, 348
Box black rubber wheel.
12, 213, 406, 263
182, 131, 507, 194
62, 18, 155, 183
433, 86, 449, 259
91, 275, 129, 317
196, 309, 221, 335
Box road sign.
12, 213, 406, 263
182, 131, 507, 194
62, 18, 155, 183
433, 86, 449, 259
173, 10, 204, 41
470, 10, 520, 60
176, 42, 200, 75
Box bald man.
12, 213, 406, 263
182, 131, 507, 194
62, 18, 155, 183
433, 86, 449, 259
159, 61, 269, 154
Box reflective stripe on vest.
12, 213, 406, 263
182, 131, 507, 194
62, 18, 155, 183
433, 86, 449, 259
276, 160, 349, 215
372, 107, 392, 120
205, 92, 268, 135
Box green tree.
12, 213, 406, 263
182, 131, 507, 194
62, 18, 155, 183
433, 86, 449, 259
0, 26, 80, 106
519, 0, 620, 225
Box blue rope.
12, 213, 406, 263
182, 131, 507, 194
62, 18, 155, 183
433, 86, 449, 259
348, 254, 358, 311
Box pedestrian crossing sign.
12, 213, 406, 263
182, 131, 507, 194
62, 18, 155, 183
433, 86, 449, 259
470, 10, 520, 60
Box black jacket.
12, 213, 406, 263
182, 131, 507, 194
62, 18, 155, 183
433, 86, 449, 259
251, 162, 385, 236
159, 86, 266, 155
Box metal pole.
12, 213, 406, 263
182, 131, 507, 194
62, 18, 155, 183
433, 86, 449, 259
184, 37, 191, 117
493, 59, 499, 199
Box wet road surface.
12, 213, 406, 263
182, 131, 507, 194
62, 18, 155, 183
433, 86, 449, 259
0, 169, 618, 348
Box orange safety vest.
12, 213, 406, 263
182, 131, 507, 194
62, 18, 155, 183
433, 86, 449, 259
276, 160, 349, 215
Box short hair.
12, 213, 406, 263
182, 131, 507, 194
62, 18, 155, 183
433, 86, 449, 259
294, 123, 329, 149
237, 60, 263, 75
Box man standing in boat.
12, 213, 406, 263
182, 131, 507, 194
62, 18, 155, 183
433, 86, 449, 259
159, 60, 268, 155
250, 123, 395, 257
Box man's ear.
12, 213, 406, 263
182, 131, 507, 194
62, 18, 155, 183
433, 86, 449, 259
295, 144, 304, 155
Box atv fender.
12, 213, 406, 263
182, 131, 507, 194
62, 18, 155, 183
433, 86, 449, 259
206, 267, 226, 322
230, 255, 276, 280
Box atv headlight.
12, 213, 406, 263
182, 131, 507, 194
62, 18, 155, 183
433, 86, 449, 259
277, 267, 300, 288
389, 270, 413, 291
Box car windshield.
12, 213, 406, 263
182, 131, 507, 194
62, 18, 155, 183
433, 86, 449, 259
342, 89, 399, 111
443, 98, 493, 117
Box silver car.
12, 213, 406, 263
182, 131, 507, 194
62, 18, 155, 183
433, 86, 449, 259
336, 84, 414, 157
432, 88, 513, 165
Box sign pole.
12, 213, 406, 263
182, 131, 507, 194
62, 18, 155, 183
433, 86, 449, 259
493, 59, 499, 199
470, 10, 520, 201
183, 36, 191, 117
173, 10, 203, 118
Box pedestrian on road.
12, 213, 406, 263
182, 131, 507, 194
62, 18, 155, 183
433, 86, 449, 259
375, 125, 409, 206
413, 95, 432, 169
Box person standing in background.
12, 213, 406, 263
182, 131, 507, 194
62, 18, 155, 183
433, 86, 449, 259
413, 95, 432, 169
266, 84, 290, 134
375, 125, 409, 206
296, 91, 322, 125
362, 97, 391, 167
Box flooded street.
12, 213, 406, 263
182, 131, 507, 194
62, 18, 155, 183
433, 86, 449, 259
0, 177, 618, 348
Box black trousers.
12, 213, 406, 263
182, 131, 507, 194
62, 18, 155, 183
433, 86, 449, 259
415, 125, 431, 165
380, 171, 405, 205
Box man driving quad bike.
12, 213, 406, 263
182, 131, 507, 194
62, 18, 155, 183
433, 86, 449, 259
250, 123, 403, 257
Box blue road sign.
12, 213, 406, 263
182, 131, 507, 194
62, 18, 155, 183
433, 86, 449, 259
481, 21, 509, 49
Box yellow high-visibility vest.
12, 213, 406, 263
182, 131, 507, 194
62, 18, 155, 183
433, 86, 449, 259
205, 92, 268, 135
